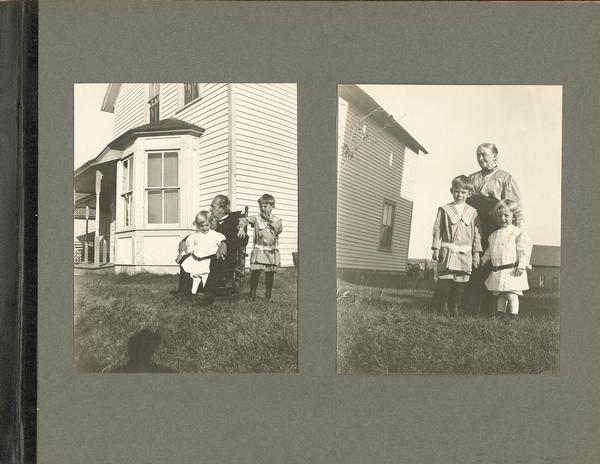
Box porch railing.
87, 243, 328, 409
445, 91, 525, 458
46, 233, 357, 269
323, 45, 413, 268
74, 236, 108, 266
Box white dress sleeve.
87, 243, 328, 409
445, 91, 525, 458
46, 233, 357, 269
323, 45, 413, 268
215, 231, 226, 244
185, 234, 195, 253
516, 230, 533, 268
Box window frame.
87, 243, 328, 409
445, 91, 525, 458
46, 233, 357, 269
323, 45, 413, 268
120, 155, 134, 228
183, 83, 200, 106
148, 83, 160, 123
378, 200, 396, 251
145, 150, 180, 226
176, 83, 202, 112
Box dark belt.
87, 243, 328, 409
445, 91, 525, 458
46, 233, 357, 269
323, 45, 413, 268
492, 262, 518, 272
190, 253, 216, 262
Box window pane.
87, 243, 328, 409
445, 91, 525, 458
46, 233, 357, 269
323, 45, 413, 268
128, 158, 134, 191
382, 204, 392, 226
382, 226, 392, 249
163, 152, 178, 186
149, 83, 160, 98
124, 193, 133, 226
383, 204, 394, 226
148, 190, 162, 223
164, 189, 179, 223
184, 83, 198, 104
149, 101, 160, 123
122, 160, 129, 192
147, 153, 162, 187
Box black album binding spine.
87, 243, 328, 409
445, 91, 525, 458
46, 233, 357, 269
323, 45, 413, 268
0, 1, 38, 463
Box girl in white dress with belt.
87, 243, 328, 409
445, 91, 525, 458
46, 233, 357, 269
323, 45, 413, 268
481, 200, 532, 318
180, 211, 226, 295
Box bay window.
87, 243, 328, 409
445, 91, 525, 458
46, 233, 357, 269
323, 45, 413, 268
146, 151, 179, 224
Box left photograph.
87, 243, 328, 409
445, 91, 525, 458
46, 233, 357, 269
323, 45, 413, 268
73, 83, 298, 373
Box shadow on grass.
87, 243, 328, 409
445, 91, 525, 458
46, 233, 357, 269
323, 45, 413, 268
75, 269, 298, 373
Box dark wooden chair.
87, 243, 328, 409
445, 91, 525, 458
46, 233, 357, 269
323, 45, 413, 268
216, 206, 249, 296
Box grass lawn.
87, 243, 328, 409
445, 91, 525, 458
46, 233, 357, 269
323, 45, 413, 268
75, 269, 297, 373
337, 282, 559, 374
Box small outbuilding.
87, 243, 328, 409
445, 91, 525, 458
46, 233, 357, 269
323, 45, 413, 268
529, 245, 560, 290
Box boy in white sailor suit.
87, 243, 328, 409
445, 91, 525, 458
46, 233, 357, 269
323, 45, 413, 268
431, 175, 483, 316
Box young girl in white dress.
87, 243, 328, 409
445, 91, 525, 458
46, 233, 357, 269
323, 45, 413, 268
480, 200, 532, 318
180, 211, 226, 295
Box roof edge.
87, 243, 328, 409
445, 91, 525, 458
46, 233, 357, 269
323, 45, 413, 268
339, 84, 428, 155
74, 119, 206, 177
101, 83, 122, 113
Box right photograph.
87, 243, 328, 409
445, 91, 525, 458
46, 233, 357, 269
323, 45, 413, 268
336, 84, 561, 374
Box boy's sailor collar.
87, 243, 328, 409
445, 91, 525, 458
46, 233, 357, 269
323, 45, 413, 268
256, 214, 274, 230
441, 203, 476, 225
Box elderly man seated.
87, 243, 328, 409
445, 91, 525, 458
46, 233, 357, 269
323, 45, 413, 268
175, 194, 247, 305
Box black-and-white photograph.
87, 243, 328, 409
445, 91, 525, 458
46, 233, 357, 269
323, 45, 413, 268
73, 83, 297, 373
337, 84, 561, 374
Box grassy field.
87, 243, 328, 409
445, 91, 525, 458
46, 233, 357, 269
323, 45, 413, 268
337, 282, 559, 374
75, 269, 297, 373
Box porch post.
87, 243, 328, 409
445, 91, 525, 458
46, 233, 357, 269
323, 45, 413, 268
84, 206, 89, 263
94, 170, 103, 266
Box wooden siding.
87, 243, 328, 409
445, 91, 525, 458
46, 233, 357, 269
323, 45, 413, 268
337, 98, 414, 272
160, 83, 230, 212
400, 147, 418, 201
110, 83, 297, 268
113, 83, 147, 137
233, 83, 297, 267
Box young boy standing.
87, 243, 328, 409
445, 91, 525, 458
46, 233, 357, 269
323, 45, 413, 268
431, 175, 482, 316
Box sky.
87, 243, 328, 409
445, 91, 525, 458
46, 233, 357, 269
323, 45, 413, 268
74, 84, 114, 238
74, 83, 114, 170
358, 85, 562, 259
74, 84, 562, 254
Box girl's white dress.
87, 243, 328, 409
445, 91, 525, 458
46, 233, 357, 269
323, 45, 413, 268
483, 224, 532, 295
181, 230, 226, 278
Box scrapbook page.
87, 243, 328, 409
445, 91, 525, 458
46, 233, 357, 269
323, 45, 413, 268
9, 1, 600, 463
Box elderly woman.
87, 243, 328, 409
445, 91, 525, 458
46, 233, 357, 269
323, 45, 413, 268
465, 143, 522, 315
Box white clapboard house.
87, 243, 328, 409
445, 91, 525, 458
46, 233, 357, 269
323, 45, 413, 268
74, 83, 297, 273
336, 85, 428, 287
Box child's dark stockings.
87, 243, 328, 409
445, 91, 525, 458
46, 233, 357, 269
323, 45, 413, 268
249, 270, 275, 301
264, 272, 274, 301
434, 280, 465, 316
249, 270, 260, 300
